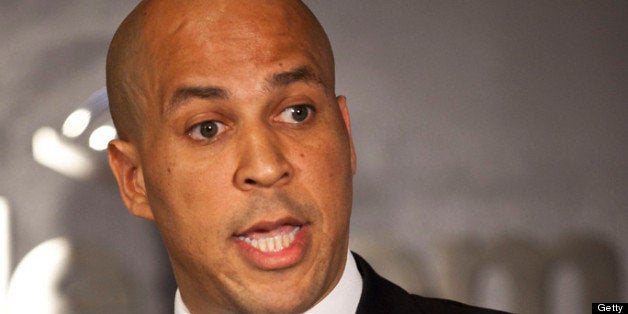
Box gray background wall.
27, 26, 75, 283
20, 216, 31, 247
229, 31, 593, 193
1, 1, 626, 313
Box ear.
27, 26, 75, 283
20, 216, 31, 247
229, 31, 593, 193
107, 139, 155, 221
336, 95, 357, 175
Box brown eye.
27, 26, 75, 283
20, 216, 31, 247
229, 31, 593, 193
277, 105, 313, 123
189, 120, 225, 141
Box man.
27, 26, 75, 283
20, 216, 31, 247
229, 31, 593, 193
106, 0, 507, 313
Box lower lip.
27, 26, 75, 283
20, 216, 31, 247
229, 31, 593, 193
234, 225, 309, 270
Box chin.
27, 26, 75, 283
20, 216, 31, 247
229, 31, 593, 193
234, 296, 315, 314
231, 279, 324, 314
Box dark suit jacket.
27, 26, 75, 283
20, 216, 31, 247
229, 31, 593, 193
353, 253, 510, 314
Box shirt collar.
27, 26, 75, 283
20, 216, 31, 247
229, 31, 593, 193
304, 251, 363, 314
174, 289, 190, 314
174, 250, 363, 314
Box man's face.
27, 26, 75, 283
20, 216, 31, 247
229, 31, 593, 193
114, 1, 356, 312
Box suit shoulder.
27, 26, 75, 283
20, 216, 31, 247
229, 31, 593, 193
411, 295, 510, 314
352, 252, 510, 314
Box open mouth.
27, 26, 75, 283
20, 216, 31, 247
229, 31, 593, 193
237, 225, 301, 253
233, 218, 308, 270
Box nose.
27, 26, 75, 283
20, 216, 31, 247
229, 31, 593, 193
233, 123, 293, 191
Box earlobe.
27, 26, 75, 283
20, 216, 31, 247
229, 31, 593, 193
336, 95, 357, 175
107, 139, 155, 221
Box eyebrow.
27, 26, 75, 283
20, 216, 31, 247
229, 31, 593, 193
166, 66, 323, 114
168, 86, 229, 113
268, 66, 323, 88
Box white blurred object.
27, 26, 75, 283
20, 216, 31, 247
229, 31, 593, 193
61, 87, 109, 139
89, 125, 117, 151
32, 86, 115, 179
32, 127, 94, 179
6, 237, 72, 314
62, 109, 92, 138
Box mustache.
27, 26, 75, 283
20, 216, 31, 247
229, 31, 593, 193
229, 190, 320, 231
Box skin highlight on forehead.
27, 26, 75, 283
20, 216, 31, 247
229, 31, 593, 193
167, 65, 323, 115
106, 0, 335, 143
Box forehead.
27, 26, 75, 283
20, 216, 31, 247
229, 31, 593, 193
143, 0, 308, 51
137, 0, 331, 100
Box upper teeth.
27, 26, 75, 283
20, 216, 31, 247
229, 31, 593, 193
238, 226, 300, 253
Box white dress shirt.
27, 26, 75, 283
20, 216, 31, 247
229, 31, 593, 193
175, 250, 363, 314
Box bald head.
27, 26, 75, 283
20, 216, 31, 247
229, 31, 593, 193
106, 0, 335, 142
106, 2, 356, 312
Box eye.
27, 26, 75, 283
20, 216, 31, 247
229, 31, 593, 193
277, 104, 314, 124
188, 120, 226, 141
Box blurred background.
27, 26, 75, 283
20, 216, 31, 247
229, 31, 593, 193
1, 1, 626, 313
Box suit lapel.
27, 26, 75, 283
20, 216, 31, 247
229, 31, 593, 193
352, 252, 426, 314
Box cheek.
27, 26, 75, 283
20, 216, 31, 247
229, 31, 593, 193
142, 146, 236, 239
298, 131, 353, 220
144, 159, 237, 268
317, 126, 353, 186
